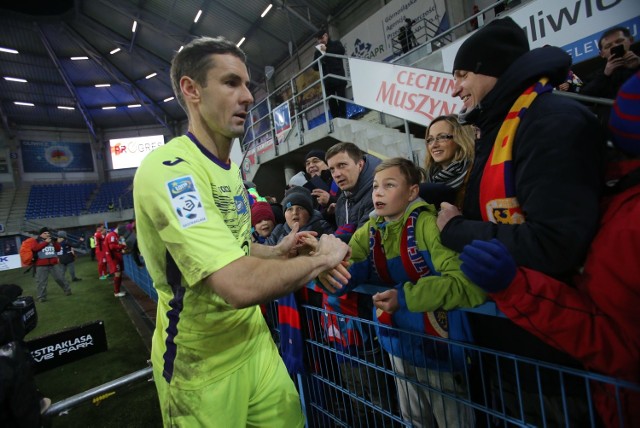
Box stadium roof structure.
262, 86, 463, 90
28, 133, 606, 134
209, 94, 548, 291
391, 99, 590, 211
0, 0, 363, 139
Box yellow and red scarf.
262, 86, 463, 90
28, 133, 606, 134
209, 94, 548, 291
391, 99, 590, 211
479, 78, 553, 224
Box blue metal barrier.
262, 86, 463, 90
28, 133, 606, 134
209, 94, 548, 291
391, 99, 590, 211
274, 298, 640, 428
123, 254, 157, 302
122, 263, 638, 427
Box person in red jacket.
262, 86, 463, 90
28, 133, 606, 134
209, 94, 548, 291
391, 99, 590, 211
94, 225, 108, 279
105, 225, 127, 297
30, 227, 72, 302
459, 72, 640, 428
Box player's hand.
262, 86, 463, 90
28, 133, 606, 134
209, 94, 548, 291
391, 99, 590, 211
318, 260, 350, 293
557, 82, 570, 91
275, 223, 317, 258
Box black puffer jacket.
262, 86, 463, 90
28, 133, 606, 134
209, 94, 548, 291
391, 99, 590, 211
313, 39, 346, 88
441, 46, 604, 375
441, 46, 603, 280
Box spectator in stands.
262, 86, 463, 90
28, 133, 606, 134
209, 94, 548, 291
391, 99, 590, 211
132, 36, 350, 427
459, 71, 640, 428
556, 69, 583, 92
304, 149, 340, 226
105, 225, 127, 297
581, 26, 640, 128
326, 142, 381, 241
543, 45, 584, 92
267, 187, 334, 247
313, 29, 348, 119
324, 142, 391, 423
469, 4, 483, 30
321, 158, 484, 427
56, 231, 81, 282
124, 221, 144, 268
30, 227, 72, 302
423, 114, 475, 207
250, 201, 276, 244
437, 17, 603, 425
398, 18, 418, 54
93, 225, 108, 280
266, 187, 334, 376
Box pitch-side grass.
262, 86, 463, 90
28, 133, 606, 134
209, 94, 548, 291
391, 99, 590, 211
4, 256, 162, 427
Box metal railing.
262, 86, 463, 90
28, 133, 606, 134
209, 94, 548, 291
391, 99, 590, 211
44, 366, 153, 417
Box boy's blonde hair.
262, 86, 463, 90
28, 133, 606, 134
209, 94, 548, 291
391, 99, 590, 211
374, 157, 422, 186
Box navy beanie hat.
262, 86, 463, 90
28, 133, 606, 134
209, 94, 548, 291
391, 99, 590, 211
453, 17, 529, 78
282, 186, 314, 215
305, 149, 326, 163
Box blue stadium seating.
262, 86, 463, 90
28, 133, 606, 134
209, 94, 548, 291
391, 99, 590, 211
88, 180, 133, 213
24, 180, 133, 219
25, 183, 96, 219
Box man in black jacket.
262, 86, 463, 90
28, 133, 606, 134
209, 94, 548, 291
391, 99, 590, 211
581, 26, 640, 128
313, 30, 347, 119
436, 17, 603, 426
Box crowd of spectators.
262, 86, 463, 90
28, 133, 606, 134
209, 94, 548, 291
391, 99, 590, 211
13, 17, 632, 427
234, 18, 639, 427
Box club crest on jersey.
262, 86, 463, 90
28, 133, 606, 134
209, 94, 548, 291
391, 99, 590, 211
166, 176, 207, 228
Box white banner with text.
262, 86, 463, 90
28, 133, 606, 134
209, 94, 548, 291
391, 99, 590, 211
349, 58, 463, 126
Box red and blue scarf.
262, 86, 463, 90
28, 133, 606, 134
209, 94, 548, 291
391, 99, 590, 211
479, 78, 553, 224
370, 207, 448, 338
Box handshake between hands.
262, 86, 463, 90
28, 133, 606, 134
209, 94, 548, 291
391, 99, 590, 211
278, 223, 352, 291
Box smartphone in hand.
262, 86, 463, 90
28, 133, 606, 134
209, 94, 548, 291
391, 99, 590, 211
610, 44, 625, 59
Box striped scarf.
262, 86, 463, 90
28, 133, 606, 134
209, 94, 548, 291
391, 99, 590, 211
428, 158, 470, 189
370, 208, 449, 338
479, 78, 553, 224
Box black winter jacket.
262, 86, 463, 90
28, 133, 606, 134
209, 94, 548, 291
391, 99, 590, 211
441, 46, 604, 376
441, 46, 603, 280
313, 39, 346, 88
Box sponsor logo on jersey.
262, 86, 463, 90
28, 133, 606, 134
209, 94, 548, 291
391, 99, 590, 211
163, 157, 186, 166
166, 176, 207, 228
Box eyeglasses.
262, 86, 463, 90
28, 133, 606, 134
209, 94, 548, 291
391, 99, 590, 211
426, 134, 454, 145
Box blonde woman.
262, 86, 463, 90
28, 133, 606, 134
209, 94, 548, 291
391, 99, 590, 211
423, 115, 475, 206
